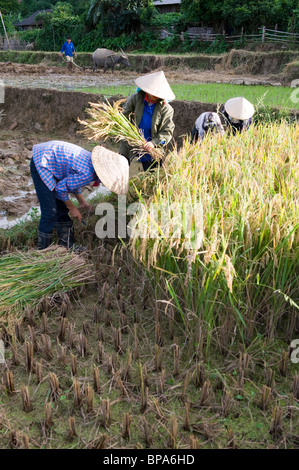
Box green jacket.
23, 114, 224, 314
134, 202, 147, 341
119, 91, 175, 160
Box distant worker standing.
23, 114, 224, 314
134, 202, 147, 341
60, 37, 75, 63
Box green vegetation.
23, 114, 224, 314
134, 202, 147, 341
75, 83, 299, 110
1, 1, 299, 54
0, 209, 39, 251
181, 0, 299, 32
16, 3, 85, 52
0, 0, 19, 15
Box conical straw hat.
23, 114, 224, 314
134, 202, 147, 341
135, 71, 175, 101
224, 97, 255, 120
91, 146, 129, 195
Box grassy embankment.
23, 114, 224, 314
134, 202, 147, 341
1, 49, 299, 77
0, 50, 222, 70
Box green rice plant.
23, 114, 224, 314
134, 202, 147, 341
0, 246, 94, 328
75, 83, 299, 110
129, 122, 299, 349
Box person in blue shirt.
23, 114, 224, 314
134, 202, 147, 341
60, 37, 75, 63
119, 71, 175, 172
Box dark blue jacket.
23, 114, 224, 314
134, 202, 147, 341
61, 42, 75, 57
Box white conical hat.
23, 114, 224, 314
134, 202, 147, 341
135, 71, 175, 101
91, 146, 129, 195
224, 97, 255, 120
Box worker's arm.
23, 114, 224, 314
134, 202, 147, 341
74, 193, 92, 211
55, 173, 95, 219
151, 106, 175, 147
60, 43, 65, 56
64, 199, 82, 222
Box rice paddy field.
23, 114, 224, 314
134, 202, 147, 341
75, 83, 299, 110
0, 102, 298, 449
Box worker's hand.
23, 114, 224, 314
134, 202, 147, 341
74, 193, 92, 211
60, 52, 63, 57
80, 201, 93, 212
144, 141, 155, 153
68, 206, 82, 222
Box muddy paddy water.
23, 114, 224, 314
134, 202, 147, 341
0, 138, 37, 229
2, 73, 134, 93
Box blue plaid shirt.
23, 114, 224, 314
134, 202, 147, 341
32, 141, 97, 201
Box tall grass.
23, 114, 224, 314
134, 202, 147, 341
129, 122, 299, 350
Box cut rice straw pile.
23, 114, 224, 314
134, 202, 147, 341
0, 246, 94, 327
78, 99, 163, 160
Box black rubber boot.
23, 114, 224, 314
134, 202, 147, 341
56, 221, 75, 250
38, 231, 54, 250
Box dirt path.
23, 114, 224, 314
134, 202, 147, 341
1, 63, 285, 91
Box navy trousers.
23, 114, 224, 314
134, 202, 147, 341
30, 158, 71, 234
141, 160, 160, 172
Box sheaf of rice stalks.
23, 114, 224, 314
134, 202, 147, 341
78, 99, 163, 161
0, 246, 95, 329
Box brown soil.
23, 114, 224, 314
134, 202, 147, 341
220, 49, 299, 78
0, 61, 286, 85
0, 137, 38, 216
1, 86, 216, 144
0, 62, 76, 75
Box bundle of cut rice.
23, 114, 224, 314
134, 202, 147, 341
0, 246, 94, 328
78, 99, 164, 161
